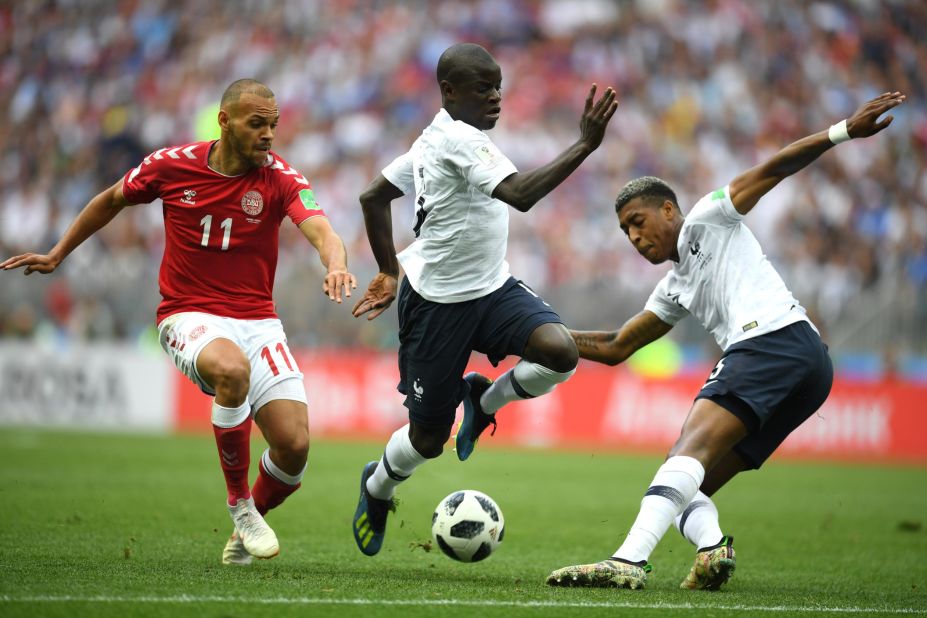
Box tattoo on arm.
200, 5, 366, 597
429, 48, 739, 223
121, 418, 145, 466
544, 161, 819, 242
571, 330, 621, 363
571, 313, 669, 365
573, 333, 605, 350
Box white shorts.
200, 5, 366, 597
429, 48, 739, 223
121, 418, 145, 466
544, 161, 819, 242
158, 312, 307, 413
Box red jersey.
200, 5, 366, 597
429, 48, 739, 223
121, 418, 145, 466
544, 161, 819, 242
122, 141, 326, 322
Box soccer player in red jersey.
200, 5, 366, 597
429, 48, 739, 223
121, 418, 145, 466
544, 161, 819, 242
2, 79, 357, 565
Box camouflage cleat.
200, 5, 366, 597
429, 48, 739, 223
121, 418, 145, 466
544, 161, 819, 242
454, 372, 496, 461
546, 558, 652, 589
352, 461, 396, 556
680, 535, 736, 590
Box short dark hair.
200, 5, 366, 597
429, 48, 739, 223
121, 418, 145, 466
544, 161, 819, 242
436, 43, 495, 85
220, 79, 275, 108
615, 176, 679, 213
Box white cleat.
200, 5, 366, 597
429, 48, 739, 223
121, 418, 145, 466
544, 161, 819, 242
221, 530, 253, 566
227, 497, 279, 559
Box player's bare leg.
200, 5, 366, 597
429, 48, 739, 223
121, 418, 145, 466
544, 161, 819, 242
198, 339, 278, 563
699, 449, 749, 497
253, 397, 310, 513
668, 400, 750, 474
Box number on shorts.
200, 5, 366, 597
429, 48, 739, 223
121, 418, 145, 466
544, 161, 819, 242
260, 342, 295, 377
275, 342, 294, 371
707, 358, 726, 381
517, 282, 551, 307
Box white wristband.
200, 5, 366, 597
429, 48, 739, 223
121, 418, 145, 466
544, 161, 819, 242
828, 119, 851, 145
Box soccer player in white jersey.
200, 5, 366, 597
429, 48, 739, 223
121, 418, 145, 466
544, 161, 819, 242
546, 91, 906, 590
2, 79, 357, 565
349, 43, 617, 556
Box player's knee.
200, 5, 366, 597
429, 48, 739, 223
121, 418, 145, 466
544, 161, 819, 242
410, 435, 445, 459
668, 432, 724, 471
261, 412, 310, 467
280, 426, 310, 462
551, 336, 579, 372
670, 399, 750, 469
293, 427, 310, 461
409, 423, 451, 459
526, 324, 578, 373
211, 358, 251, 402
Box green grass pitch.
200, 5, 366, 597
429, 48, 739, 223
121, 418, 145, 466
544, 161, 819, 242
0, 429, 925, 617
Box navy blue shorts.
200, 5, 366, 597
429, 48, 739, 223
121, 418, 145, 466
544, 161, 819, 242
696, 320, 833, 469
396, 276, 564, 427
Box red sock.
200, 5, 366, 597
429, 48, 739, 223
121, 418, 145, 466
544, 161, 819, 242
213, 418, 252, 505
252, 457, 300, 516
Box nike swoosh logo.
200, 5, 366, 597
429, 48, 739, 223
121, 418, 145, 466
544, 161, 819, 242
703, 380, 718, 388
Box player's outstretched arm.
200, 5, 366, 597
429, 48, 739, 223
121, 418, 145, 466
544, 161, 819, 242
352, 174, 404, 321
492, 84, 618, 212
1, 179, 131, 275
298, 216, 357, 304
570, 310, 672, 366
729, 91, 905, 215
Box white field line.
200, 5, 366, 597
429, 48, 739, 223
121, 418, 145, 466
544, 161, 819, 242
0, 595, 925, 614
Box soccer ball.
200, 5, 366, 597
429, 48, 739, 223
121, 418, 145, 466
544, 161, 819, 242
431, 489, 505, 563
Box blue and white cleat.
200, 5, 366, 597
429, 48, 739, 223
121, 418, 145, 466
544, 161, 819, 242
352, 461, 395, 556
454, 372, 496, 461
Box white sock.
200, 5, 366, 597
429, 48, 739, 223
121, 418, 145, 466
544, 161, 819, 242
614, 456, 705, 563
261, 449, 305, 486
211, 400, 251, 428
480, 360, 575, 415
366, 424, 426, 500
675, 491, 723, 549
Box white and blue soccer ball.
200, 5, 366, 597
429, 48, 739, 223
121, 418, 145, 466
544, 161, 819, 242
431, 489, 505, 563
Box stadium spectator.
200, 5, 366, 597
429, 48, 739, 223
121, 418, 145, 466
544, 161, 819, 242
0, 0, 924, 362
546, 92, 905, 589
348, 43, 616, 556
1, 79, 357, 566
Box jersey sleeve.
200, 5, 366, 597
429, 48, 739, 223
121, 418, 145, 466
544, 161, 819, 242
446, 131, 517, 197
643, 273, 689, 326
381, 151, 415, 195
122, 149, 170, 204
285, 184, 327, 226
267, 154, 325, 226
686, 184, 742, 227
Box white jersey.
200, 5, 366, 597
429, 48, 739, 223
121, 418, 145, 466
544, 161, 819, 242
382, 109, 518, 303
644, 185, 816, 350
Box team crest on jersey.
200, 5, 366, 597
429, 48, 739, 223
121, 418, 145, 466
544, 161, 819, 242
474, 143, 500, 166
687, 239, 714, 270
241, 191, 264, 216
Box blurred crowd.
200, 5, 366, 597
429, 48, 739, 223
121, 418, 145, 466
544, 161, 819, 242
1, 0, 925, 368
